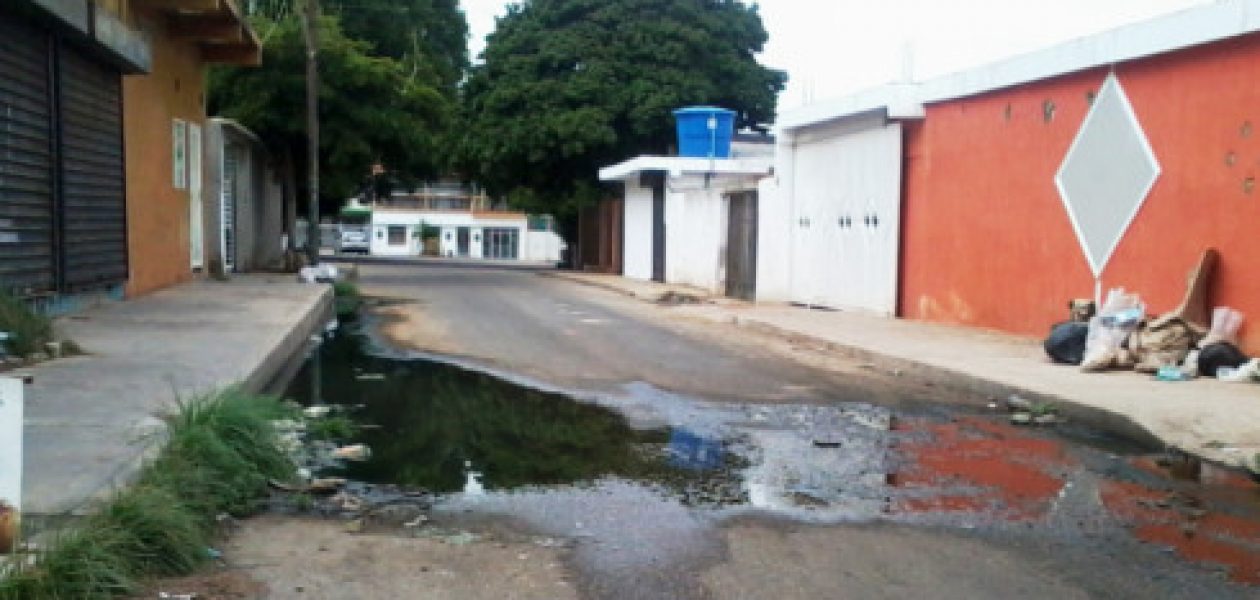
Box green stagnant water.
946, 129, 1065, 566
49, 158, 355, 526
283, 327, 745, 501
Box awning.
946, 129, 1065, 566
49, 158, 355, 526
339, 200, 372, 218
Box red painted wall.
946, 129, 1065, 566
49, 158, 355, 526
901, 34, 1260, 353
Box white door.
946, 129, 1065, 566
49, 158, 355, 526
188, 123, 204, 269
789, 118, 902, 315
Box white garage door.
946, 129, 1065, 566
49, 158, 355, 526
789, 116, 903, 315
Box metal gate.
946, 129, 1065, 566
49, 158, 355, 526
0, 16, 55, 294
0, 11, 127, 296
221, 146, 239, 271
725, 192, 758, 300
58, 43, 127, 290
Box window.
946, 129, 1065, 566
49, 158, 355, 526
527, 215, 552, 232
387, 225, 407, 246
482, 228, 519, 260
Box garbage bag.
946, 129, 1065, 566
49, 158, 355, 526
1044, 322, 1089, 365
1082, 288, 1145, 372
1203, 307, 1244, 347
1130, 314, 1204, 374
1198, 342, 1250, 377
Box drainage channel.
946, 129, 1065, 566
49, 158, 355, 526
278, 318, 1260, 595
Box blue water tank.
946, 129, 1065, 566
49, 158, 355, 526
673, 106, 735, 158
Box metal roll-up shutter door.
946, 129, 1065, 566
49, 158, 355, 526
57, 42, 127, 290
0, 17, 55, 294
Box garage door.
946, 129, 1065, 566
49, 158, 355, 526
0, 16, 56, 294
0, 9, 128, 296
58, 41, 127, 290
789, 115, 902, 315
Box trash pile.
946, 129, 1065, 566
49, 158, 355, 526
1043, 249, 1258, 384
269, 405, 433, 530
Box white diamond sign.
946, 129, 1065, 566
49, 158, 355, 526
1055, 73, 1161, 277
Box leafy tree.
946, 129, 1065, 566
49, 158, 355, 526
458, 0, 786, 229
209, 14, 451, 206
324, 0, 469, 96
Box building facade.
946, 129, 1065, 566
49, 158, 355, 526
0, 0, 259, 309
776, 0, 1260, 353
360, 186, 565, 263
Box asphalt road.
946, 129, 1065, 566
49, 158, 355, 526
335, 261, 1256, 600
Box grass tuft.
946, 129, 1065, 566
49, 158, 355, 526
306, 415, 359, 441
94, 486, 209, 577
0, 389, 297, 598
0, 289, 53, 358
332, 281, 362, 318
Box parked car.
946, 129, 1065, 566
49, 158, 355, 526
339, 227, 370, 254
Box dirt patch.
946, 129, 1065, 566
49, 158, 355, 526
372, 301, 461, 356
219, 515, 577, 600
703, 522, 1090, 600
133, 570, 268, 600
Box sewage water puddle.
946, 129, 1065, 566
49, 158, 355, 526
283, 326, 1260, 588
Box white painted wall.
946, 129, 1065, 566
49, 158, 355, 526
665, 185, 726, 293
1, 377, 23, 527
623, 180, 655, 281
369, 211, 422, 256
371, 209, 535, 260
756, 172, 792, 302
524, 230, 565, 262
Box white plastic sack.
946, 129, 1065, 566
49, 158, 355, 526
1203, 307, 1244, 347
1081, 288, 1145, 371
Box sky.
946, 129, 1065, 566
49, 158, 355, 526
460, 0, 1214, 110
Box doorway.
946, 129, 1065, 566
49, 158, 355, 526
457, 226, 470, 257
725, 192, 758, 300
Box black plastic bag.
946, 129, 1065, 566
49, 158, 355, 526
1198, 342, 1250, 377
1045, 321, 1090, 365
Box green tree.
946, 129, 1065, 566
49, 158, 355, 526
458, 0, 786, 230
208, 14, 451, 206
324, 0, 469, 96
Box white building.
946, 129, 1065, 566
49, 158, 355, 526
599, 144, 773, 300
363, 187, 564, 263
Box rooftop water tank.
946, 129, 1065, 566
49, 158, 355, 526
673, 106, 735, 159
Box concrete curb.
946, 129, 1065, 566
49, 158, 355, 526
727, 317, 1167, 451
244, 286, 334, 393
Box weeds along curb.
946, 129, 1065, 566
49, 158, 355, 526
333, 281, 363, 319
0, 389, 297, 599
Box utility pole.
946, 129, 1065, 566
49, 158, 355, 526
301, 0, 320, 266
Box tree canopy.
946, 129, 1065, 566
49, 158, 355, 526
209, 10, 457, 204
325, 0, 469, 96
458, 0, 786, 219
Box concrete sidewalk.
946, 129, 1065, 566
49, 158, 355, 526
546, 272, 1260, 471
19, 276, 332, 516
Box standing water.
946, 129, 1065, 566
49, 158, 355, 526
283, 321, 1260, 591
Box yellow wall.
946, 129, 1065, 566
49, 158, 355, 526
122, 3, 205, 297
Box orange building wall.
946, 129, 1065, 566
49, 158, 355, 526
900, 33, 1260, 354
122, 4, 206, 297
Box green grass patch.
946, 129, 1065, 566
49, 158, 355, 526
0, 389, 297, 599
0, 289, 53, 358
306, 415, 359, 441
332, 280, 362, 318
